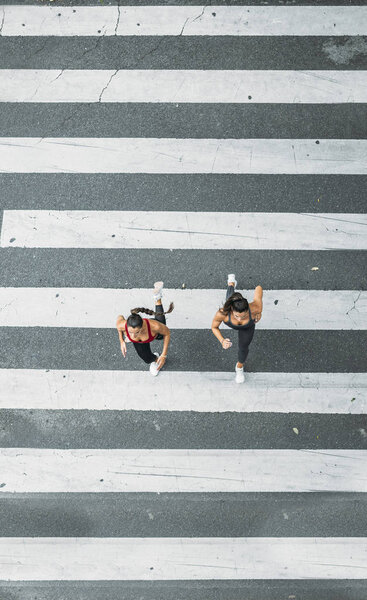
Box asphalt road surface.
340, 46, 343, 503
0, 1, 366, 599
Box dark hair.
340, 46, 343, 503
126, 313, 144, 329
220, 292, 249, 316
126, 302, 174, 329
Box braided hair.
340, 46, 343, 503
126, 302, 174, 328
220, 292, 249, 316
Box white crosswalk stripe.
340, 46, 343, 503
0, 138, 366, 173
0, 2, 366, 591
2, 537, 367, 580
1, 370, 365, 413
1, 70, 366, 103
1, 5, 366, 36
2, 448, 367, 493
0, 288, 365, 329
2, 210, 366, 249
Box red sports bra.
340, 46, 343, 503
125, 318, 156, 344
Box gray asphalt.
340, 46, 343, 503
1, 36, 366, 70
2, 104, 367, 138
1, 328, 366, 372
0, 1, 366, 596
0, 249, 366, 290
1, 173, 366, 211
1, 581, 366, 600
0, 493, 366, 537
2, 0, 366, 5
2, 410, 366, 449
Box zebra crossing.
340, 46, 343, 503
2, 210, 367, 248
2, 69, 367, 103
2, 448, 367, 493
2, 537, 367, 580
2, 370, 366, 412
1, 139, 366, 173
1, 5, 366, 36
0, 1, 366, 598
0, 288, 366, 329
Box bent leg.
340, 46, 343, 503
133, 342, 156, 364
154, 303, 166, 341
226, 285, 235, 301
154, 302, 166, 325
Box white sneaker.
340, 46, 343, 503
150, 352, 160, 377
235, 364, 245, 384
227, 274, 237, 289
153, 281, 164, 301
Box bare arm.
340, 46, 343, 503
252, 286, 263, 322
211, 311, 232, 349
116, 315, 127, 356
151, 321, 171, 369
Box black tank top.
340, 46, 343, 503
224, 306, 255, 330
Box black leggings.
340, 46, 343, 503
226, 285, 255, 364
132, 304, 166, 364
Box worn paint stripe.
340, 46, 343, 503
0, 138, 366, 174
1, 370, 365, 413
0, 288, 365, 329
1, 70, 366, 103
1, 448, 366, 492
1, 6, 366, 36
2, 210, 366, 250
1, 537, 367, 580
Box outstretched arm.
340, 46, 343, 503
211, 311, 232, 349
151, 321, 171, 369
252, 286, 263, 322
116, 315, 127, 357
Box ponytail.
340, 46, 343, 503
220, 292, 249, 316
126, 302, 174, 327
131, 302, 174, 318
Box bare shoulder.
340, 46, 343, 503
151, 319, 169, 334
116, 315, 126, 329
149, 318, 160, 331
249, 299, 261, 312
213, 309, 225, 323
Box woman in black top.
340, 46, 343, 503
211, 274, 263, 383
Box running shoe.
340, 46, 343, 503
153, 281, 164, 301
227, 274, 237, 288
150, 352, 160, 377
235, 364, 245, 384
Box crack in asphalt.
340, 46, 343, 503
98, 69, 119, 102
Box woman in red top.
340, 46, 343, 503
116, 282, 173, 376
